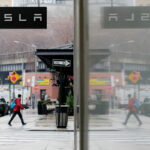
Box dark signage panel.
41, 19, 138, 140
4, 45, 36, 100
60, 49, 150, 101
36, 49, 73, 75
102, 6, 150, 28
0, 7, 47, 29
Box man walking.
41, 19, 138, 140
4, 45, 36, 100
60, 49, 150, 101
8, 94, 26, 126
123, 94, 142, 126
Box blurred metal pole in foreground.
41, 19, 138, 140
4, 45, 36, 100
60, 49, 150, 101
111, 0, 113, 7
37, 0, 40, 7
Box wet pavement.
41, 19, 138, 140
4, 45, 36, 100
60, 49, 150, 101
1, 108, 150, 149
1, 108, 149, 131
0, 109, 74, 150
25, 111, 74, 131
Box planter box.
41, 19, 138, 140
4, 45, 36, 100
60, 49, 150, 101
89, 101, 109, 114
68, 107, 74, 116
37, 101, 47, 115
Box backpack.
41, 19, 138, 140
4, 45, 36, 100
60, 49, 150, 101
10, 99, 16, 109
134, 100, 141, 109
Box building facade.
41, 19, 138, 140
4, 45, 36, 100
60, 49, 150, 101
12, 0, 73, 6
0, 0, 12, 6
136, 0, 150, 6
23, 72, 59, 100
91, 0, 135, 6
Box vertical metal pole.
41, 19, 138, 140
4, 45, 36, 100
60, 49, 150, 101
34, 49, 37, 105
22, 86, 24, 104
58, 71, 62, 127
13, 84, 15, 99
74, 0, 89, 148
74, 0, 79, 149
111, 0, 113, 7
9, 82, 11, 102
122, 65, 126, 108
22, 63, 24, 104
35, 54, 37, 73
138, 83, 140, 101
37, 0, 40, 7
79, 0, 89, 149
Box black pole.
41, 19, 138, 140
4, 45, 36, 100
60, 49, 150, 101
13, 84, 15, 99
58, 71, 61, 127
37, 0, 40, 7
111, 0, 113, 7
57, 69, 68, 127
9, 81, 11, 102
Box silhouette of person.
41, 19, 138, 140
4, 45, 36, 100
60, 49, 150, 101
123, 94, 142, 126
8, 94, 26, 126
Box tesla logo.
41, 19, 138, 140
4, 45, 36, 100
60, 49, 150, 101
108, 13, 150, 22
102, 6, 150, 28
0, 7, 47, 29
3, 14, 43, 22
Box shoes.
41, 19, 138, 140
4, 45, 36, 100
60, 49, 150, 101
8, 123, 12, 126
22, 123, 27, 125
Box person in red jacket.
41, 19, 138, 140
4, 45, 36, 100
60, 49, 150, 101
8, 94, 26, 126
123, 94, 142, 126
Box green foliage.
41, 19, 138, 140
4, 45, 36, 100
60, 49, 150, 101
38, 99, 51, 105
66, 90, 74, 108
88, 100, 102, 105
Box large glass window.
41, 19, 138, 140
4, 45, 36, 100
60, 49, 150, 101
79, 1, 150, 150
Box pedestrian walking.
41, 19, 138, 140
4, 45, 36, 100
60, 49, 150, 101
8, 94, 26, 126
123, 94, 142, 126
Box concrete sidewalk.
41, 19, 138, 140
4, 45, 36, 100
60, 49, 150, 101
22, 109, 150, 131
0, 109, 74, 131
24, 109, 74, 131
1, 108, 150, 150
0, 108, 74, 150
1, 108, 150, 131
23, 109, 123, 131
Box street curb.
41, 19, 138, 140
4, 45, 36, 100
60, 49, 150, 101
26, 129, 121, 132
27, 129, 74, 132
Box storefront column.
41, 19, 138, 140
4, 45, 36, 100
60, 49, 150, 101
74, 0, 89, 149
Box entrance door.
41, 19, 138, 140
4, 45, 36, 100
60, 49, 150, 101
40, 89, 46, 100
